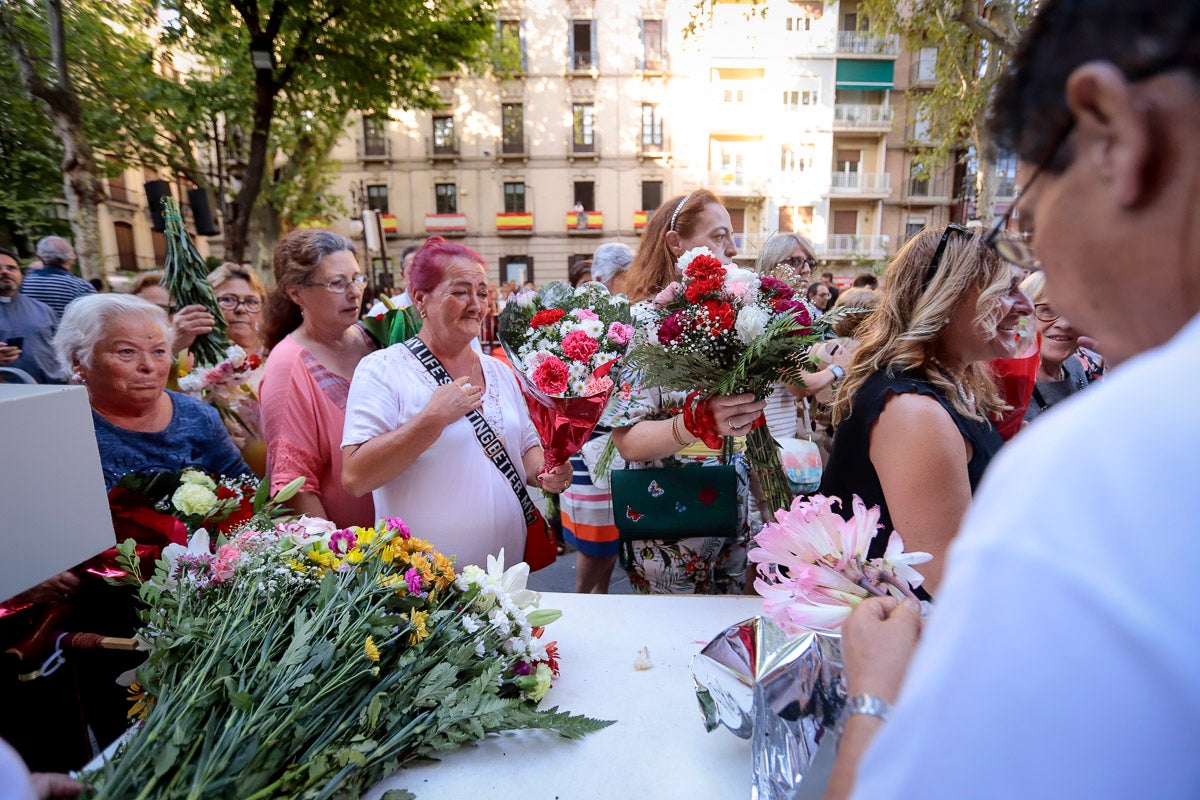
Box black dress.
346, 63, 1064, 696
819, 368, 1003, 561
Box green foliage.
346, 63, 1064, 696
162, 196, 233, 365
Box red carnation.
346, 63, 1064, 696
685, 253, 726, 280
532, 355, 570, 394
699, 300, 735, 335
685, 276, 724, 303
562, 329, 599, 362
530, 308, 566, 328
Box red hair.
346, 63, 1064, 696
407, 236, 486, 294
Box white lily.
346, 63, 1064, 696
484, 549, 540, 609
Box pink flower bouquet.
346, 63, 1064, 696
748, 494, 932, 634
497, 281, 635, 476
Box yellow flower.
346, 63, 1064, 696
345, 547, 364, 565
407, 608, 429, 645
128, 681, 154, 721
287, 558, 308, 574
408, 553, 436, 583
357, 526, 377, 547
402, 536, 434, 554
364, 635, 380, 662
378, 573, 404, 591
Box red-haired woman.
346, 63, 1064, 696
341, 237, 572, 569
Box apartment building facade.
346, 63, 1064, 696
320, 0, 954, 285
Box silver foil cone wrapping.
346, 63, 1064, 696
691, 616, 846, 800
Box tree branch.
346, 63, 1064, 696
954, 1, 1019, 53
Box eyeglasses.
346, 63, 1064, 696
776, 255, 815, 272
302, 274, 367, 294
924, 223, 973, 291
216, 295, 262, 312
1034, 303, 1062, 323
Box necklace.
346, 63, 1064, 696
928, 355, 975, 411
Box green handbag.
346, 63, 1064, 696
611, 438, 739, 566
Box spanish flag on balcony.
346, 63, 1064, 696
633, 210, 648, 231
496, 212, 533, 231
380, 214, 398, 234
566, 211, 604, 230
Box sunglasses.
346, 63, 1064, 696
923, 223, 973, 291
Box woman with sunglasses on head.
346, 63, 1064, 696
818, 224, 1033, 595
1019, 270, 1097, 425
602, 189, 766, 595
259, 229, 377, 527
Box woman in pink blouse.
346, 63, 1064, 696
259, 229, 376, 527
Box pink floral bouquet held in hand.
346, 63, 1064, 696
497, 281, 635, 477
748, 494, 932, 634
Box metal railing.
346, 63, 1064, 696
570, 132, 599, 155
829, 172, 891, 194
833, 104, 894, 130
824, 234, 890, 256
499, 135, 528, 157
358, 137, 391, 159
428, 138, 459, 159
836, 32, 900, 55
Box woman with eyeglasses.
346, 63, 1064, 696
259, 229, 376, 527
208, 262, 267, 356
1019, 271, 1097, 425
818, 224, 1033, 595
127, 271, 215, 356
753, 233, 841, 442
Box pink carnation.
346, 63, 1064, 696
575, 309, 599, 321
606, 321, 633, 346
562, 330, 600, 362
211, 559, 234, 582
385, 517, 412, 539
217, 544, 240, 563
329, 528, 358, 555
654, 282, 681, 305
583, 375, 614, 397
532, 355, 570, 394
657, 311, 684, 345
405, 566, 424, 595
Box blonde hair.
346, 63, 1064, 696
830, 287, 881, 338
833, 227, 1012, 424
207, 262, 267, 299
1020, 270, 1047, 305
126, 271, 165, 296
624, 189, 724, 303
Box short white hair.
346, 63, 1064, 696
35, 236, 76, 267
591, 242, 634, 287
54, 294, 174, 372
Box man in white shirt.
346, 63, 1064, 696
827, 2, 1200, 798
365, 241, 420, 317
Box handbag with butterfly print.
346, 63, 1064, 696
610, 437, 739, 567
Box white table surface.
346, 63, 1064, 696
366, 592, 763, 800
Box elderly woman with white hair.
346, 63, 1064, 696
55, 294, 251, 490
590, 242, 634, 294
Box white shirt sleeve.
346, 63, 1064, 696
342, 350, 404, 448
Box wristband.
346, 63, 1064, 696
828, 364, 845, 383
842, 693, 891, 725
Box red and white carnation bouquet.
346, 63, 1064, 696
497, 281, 635, 475
748, 494, 932, 634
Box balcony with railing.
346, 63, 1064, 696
824, 234, 890, 257
705, 170, 760, 196
496, 212, 533, 233
425, 213, 467, 234
570, 51, 597, 73
569, 133, 599, 160
566, 210, 603, 233
106, 183, 138, 207
836, 32, 900, 56
907, 177, 951, 202
428, 137, 459, 161
638, 134, 669, 160
357, 136, 392, 161
909, 56, 937, 87
829, 171, 892, 196
498, 135, 528, 160
833, 104, 894, 131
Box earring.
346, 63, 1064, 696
71, 367, 84, 384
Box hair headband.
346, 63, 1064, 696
668, 193, 694, 233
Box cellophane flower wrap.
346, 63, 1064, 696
177, 343, 264, 443
497, 281, 635, 476
749, 493, 932, 634
83, 514, 611, 800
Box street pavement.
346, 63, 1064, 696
526, 542, 633, 595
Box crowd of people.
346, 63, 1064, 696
1, 0, 1197, 793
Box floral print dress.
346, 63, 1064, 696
600, 302, 752, 595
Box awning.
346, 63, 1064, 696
835, 60, 894, 90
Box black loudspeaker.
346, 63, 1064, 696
187, 187, 219, 236
144, 180, 171, 232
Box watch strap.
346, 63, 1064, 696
843, 693, 891, 723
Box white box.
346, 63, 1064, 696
1, 385, 115, 602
